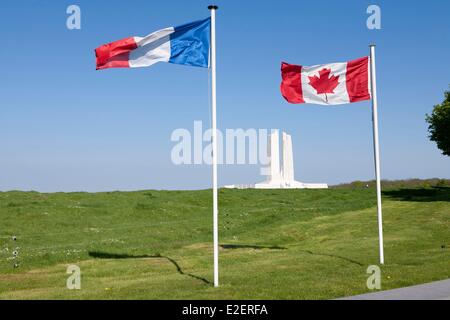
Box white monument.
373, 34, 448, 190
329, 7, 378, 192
254, 130, 284, 189
255, 130, 328, 189
281, 132, 305, 189
226, 130, 328, 189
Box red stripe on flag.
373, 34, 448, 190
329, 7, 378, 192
95, 37, 138, 70
280, 62, 304, 104
346, 57, 371, 103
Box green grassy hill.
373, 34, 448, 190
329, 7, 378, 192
0, 183, 449, 299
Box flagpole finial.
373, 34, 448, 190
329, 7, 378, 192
208, 5, 218, 10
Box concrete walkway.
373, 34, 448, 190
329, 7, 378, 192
340, 279, 450, 300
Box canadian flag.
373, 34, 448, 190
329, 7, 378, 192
280, 57, 371, 105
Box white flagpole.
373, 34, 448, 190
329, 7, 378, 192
208, 4, 219, 287
369, 44, 385, 265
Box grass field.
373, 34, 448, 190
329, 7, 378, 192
0, 181, 449, 299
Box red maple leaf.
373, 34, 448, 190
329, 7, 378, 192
308, 68, 340, 102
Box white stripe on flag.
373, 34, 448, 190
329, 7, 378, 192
301, 62, 349, 105
129, 27, 174, 68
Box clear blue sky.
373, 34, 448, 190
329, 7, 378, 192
0, 0, 449, 192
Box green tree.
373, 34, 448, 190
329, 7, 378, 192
426, 88, 450, 156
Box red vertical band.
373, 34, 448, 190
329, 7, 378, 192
346, 57, 371, 103
280, 62, 304, 104
95, 37, 138, 70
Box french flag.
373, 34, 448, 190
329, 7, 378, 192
281, 57, 371, 105
95, 18, 210, 70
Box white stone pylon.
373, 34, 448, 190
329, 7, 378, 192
255, 130, 328, 189
282, 132, 304, 188
255, 130, 283, 189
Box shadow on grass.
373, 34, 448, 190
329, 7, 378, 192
88, 251, 211, 285
302, 250, 364, 267
382, 187, 450, 202
221, 244, 287, 250
220, 245, 363, 266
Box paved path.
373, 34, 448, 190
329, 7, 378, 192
340, 279, 450, 300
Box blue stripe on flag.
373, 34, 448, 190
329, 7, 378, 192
169, 18, 210, 68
